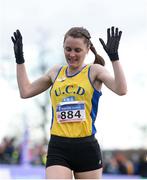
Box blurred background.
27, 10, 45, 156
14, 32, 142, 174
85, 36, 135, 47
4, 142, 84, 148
0, 0, 147, 179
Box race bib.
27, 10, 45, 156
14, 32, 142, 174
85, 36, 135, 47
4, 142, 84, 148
56, 101, 85, 123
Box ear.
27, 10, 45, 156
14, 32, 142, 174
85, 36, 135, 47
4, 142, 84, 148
86, 46, 90, 53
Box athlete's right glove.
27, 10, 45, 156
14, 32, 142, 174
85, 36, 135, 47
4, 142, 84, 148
11, 30, 25, 64
99, 26, 122, 61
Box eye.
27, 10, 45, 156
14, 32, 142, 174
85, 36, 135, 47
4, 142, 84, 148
75, 48, 82, 53
65, 47, 72, 52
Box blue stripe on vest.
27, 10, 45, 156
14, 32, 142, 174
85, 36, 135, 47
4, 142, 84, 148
91, 90, 102, 134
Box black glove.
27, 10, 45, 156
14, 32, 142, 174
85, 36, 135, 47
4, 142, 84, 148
11, 30, 25, 64
99, 27, 122, 61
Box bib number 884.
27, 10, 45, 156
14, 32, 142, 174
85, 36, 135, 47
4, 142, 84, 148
61, 110, 81, 119
57, 102, 86, 123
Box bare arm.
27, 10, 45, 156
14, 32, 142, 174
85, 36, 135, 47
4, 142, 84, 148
94, 62, 127, 95
95, 26, 127, 95
17, 64, 52, 98
11, 30, 61, 98
111, 61, 127, 95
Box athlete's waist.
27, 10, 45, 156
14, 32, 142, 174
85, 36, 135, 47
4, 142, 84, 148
50, 134, 96, 143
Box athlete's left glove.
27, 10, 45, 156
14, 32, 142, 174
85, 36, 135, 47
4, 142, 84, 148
11, 30, 25, 64
99, 26, 122, 61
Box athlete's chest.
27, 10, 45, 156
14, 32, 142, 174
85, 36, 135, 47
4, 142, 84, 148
51, 75, 91, 98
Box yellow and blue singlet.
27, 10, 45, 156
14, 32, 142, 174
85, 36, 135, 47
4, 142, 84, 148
50, 65, 102, 138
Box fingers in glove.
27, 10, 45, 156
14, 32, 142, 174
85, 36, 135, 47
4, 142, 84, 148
11, 36, 16, 44
111, 26, 114, 37
107, 28, 110, 41
118, 30, 122, 41
16, 29, 22, 40
99, 38, 107, 52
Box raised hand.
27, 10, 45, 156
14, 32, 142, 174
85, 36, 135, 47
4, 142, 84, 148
11, 30, 24, 64
99, 27, 122, 61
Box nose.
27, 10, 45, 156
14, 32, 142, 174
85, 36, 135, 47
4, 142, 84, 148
69, 51, 76, 57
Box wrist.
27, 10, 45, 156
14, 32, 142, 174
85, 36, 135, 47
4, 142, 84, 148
15, 53, 25, 64
16, 57, 25, 64
108, 53, 119, 61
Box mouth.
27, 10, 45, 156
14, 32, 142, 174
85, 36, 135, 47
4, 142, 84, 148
67, 58, 78, 64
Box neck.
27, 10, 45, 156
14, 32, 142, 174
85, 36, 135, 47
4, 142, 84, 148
67, 64, 86, 76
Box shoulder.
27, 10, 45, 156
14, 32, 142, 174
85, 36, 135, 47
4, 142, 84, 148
89, 64, 105, 79
46, 64, 62, 83
89, 63, 112, 84
52, 64, 63, 73
90, 63, 105, 71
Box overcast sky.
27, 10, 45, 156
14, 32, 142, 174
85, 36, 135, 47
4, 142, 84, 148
0, 0, 147, 149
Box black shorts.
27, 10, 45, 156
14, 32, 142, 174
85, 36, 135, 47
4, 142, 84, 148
46, 135, 103, 172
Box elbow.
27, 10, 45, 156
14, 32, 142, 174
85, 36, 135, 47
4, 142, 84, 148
18, 85, 33, 99
19, 91, 30, 99
20, 94, 28, 99
117, 87, 127, 96
117, 91, 127, 96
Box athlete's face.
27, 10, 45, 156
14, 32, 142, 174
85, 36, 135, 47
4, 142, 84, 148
63, 36, 89, 69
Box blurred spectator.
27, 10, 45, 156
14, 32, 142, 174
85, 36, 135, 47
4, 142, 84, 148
0, 136, 48, 166
3, 137, 15, 163
115, 152, 134, 175
0, 137, 21, 164
29, 143, 47, 166
104, 157, 119, 174
0, 139, 6, 163
138, 151, 147, 178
